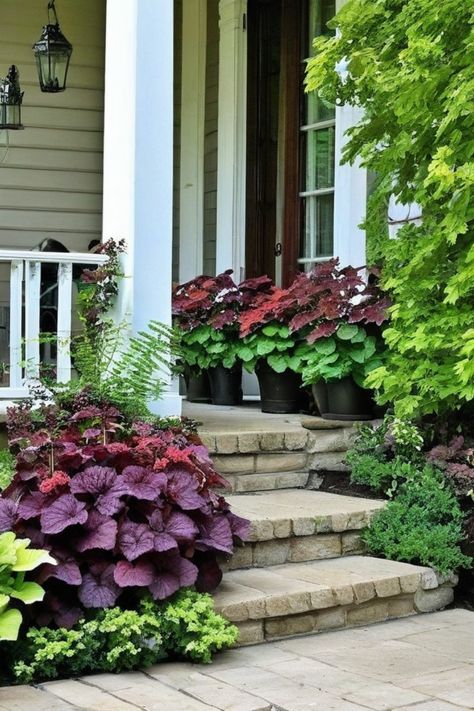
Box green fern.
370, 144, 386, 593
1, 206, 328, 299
69, 319, 178, 418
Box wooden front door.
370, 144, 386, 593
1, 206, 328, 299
245, 0, 282, 282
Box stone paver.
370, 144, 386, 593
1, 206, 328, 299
1, 610, 472, 710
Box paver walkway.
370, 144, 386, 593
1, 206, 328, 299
1, 609, 473, 710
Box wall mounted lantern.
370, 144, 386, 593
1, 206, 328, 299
0, 66, 24, 130
33, 0, 73, 93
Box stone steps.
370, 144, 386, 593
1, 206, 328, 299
213, 556, 457, 646
200, 422, 356, 493
221, 489, 385, 570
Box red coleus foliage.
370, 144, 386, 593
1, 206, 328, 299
238, 260, 389, 341
0, 410, 249, 627
172, 271, 274, 331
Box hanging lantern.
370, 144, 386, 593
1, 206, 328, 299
33, 0, 73, 93
0, 66, 24, 130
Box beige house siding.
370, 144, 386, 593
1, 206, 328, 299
202, 0, 219, 276
0, 0, 105, 252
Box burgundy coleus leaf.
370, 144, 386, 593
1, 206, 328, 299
148, 551, 198, 600
289, 310, 321, 333
118, 466, 167, 501
196, 514, 234, 554
118, 519, 155, 561
17, 468, 41, 482
166, 468, 207, 510
70, 466, 124, 516
75, 510, 118, 553
0, 499, 18, 532
40, 494, 88, 535
306, 321, 338, 343
83, 428, 102, 439
70, 406, 103, 421
114, 559, 155, 587
18, 491, 49, 520
56, 442, 92, 471
78, 562, 120, 608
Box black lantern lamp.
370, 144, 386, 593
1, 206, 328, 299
0, 66, 24, 130
33, 0, 73, 93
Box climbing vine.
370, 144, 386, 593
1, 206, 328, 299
306, 0, 474, 417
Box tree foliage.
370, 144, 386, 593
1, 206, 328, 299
306, 0, 474, 417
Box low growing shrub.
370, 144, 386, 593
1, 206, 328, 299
363, 468, 471, 575
0, 449, 15, 491
5, 590, 237, 684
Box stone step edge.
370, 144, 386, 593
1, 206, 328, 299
215, 564, 458, 625
202, 427, 356, 456
223, 471, 309, 493
234, 586, 454, 646
220, 531, 366, 571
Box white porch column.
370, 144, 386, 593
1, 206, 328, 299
333, 104, 367, 269
103, 0, 181, 416
215, 0, 248, 280
179, 0, 207, 282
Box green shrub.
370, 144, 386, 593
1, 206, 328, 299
6, 590, 238, 684
347, 452, 418, 497
0, 449, 14, 491
306, 0, 474, 417
363, 468, 472, 575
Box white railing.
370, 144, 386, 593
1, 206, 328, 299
0, 249, 108, 400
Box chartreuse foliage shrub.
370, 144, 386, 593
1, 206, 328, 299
363, 468, 471, 576
306, 0, 474, 417
0, 532, 55, 641
4, 591, 237, 684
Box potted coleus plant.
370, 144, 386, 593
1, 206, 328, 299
172, 272, 243, 406
238, 281, 308, 413
284, 260, 389, 419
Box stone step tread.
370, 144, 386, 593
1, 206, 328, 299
214, 556, 445, 623
227, 489, 385, 541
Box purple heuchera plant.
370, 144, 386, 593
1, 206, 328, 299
0, 411, 250, 626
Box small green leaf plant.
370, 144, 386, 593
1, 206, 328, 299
0, 532, 55, 641
363, 467, 472, 576
239, 323, 303, 374
180, 325, 241, 373
299, 324, 384, 387
7, 590, 238, 684
0, 449, 15, 491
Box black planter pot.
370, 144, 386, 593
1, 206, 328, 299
184, 370, 212, 403
255, 361, 302, 414
208, 365, 243, 406
312, 376, 374, 420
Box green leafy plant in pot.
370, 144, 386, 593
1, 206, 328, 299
284, 261, 388, 419
299, 323, 385, 420
172, 272, 243, 405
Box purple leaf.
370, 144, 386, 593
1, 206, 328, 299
40, 494, 88, 535
197, 515, 234, 554
70, 466, 124, 515
166, 468, 206, 510
78, 563, 120, 608
195, 556, 223, 593
118, 466, 167, 501
118, 520, 155, 561
18, 491, 48, 520
149, 510, 198, 551
148, 552, 198, 600
227, 512, 251, 542
75, 510, 117, 553
114, 560, 155, 587
0, 499, 18, 532
39, 549, 82, 586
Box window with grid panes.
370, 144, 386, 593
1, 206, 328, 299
299, 0, 336, 268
